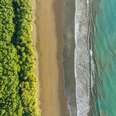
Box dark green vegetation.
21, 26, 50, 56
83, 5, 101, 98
0, 0, 40, 115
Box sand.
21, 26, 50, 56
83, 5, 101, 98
33, 0, 69, 116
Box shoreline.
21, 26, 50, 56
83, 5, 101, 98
34, 0, 68, 115
63, 0, 77, 115
53, 0, 70, 115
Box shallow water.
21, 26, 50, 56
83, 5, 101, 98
90, 0, 116, 115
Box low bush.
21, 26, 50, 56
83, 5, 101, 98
0, 0, 22, 115
12, 0, 40, 115
0, 0, 40, 115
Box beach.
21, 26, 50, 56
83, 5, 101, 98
33, 0, 69, 116
33, 0, 116, 115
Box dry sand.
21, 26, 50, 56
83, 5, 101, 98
33, 0, 69, 116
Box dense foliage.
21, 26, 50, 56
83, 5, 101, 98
0, 0, 40, 115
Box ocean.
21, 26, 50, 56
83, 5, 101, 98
75, 0, 116, 116
90, 0, 116, 115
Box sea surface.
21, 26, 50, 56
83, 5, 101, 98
90, 0, 116, 116
75, 0, 116, 116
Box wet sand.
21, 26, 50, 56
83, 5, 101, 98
63, 0, 77, 115
33, 0, 68, 116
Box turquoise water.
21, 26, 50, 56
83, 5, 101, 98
92, 0, 116, 115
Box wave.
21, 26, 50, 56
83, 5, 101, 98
74, 0, 92, 115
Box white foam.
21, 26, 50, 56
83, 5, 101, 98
74, 0, 91, 116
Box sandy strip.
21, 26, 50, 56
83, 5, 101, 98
33, 0, 69, 116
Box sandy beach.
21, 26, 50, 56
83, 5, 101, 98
33, 0, 69, 115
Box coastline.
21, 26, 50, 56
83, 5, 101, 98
34, 0, 68, 116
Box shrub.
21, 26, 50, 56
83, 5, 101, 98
12, 0, 40, 115
0, 0, 40, 115
0, 0, 22, 114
